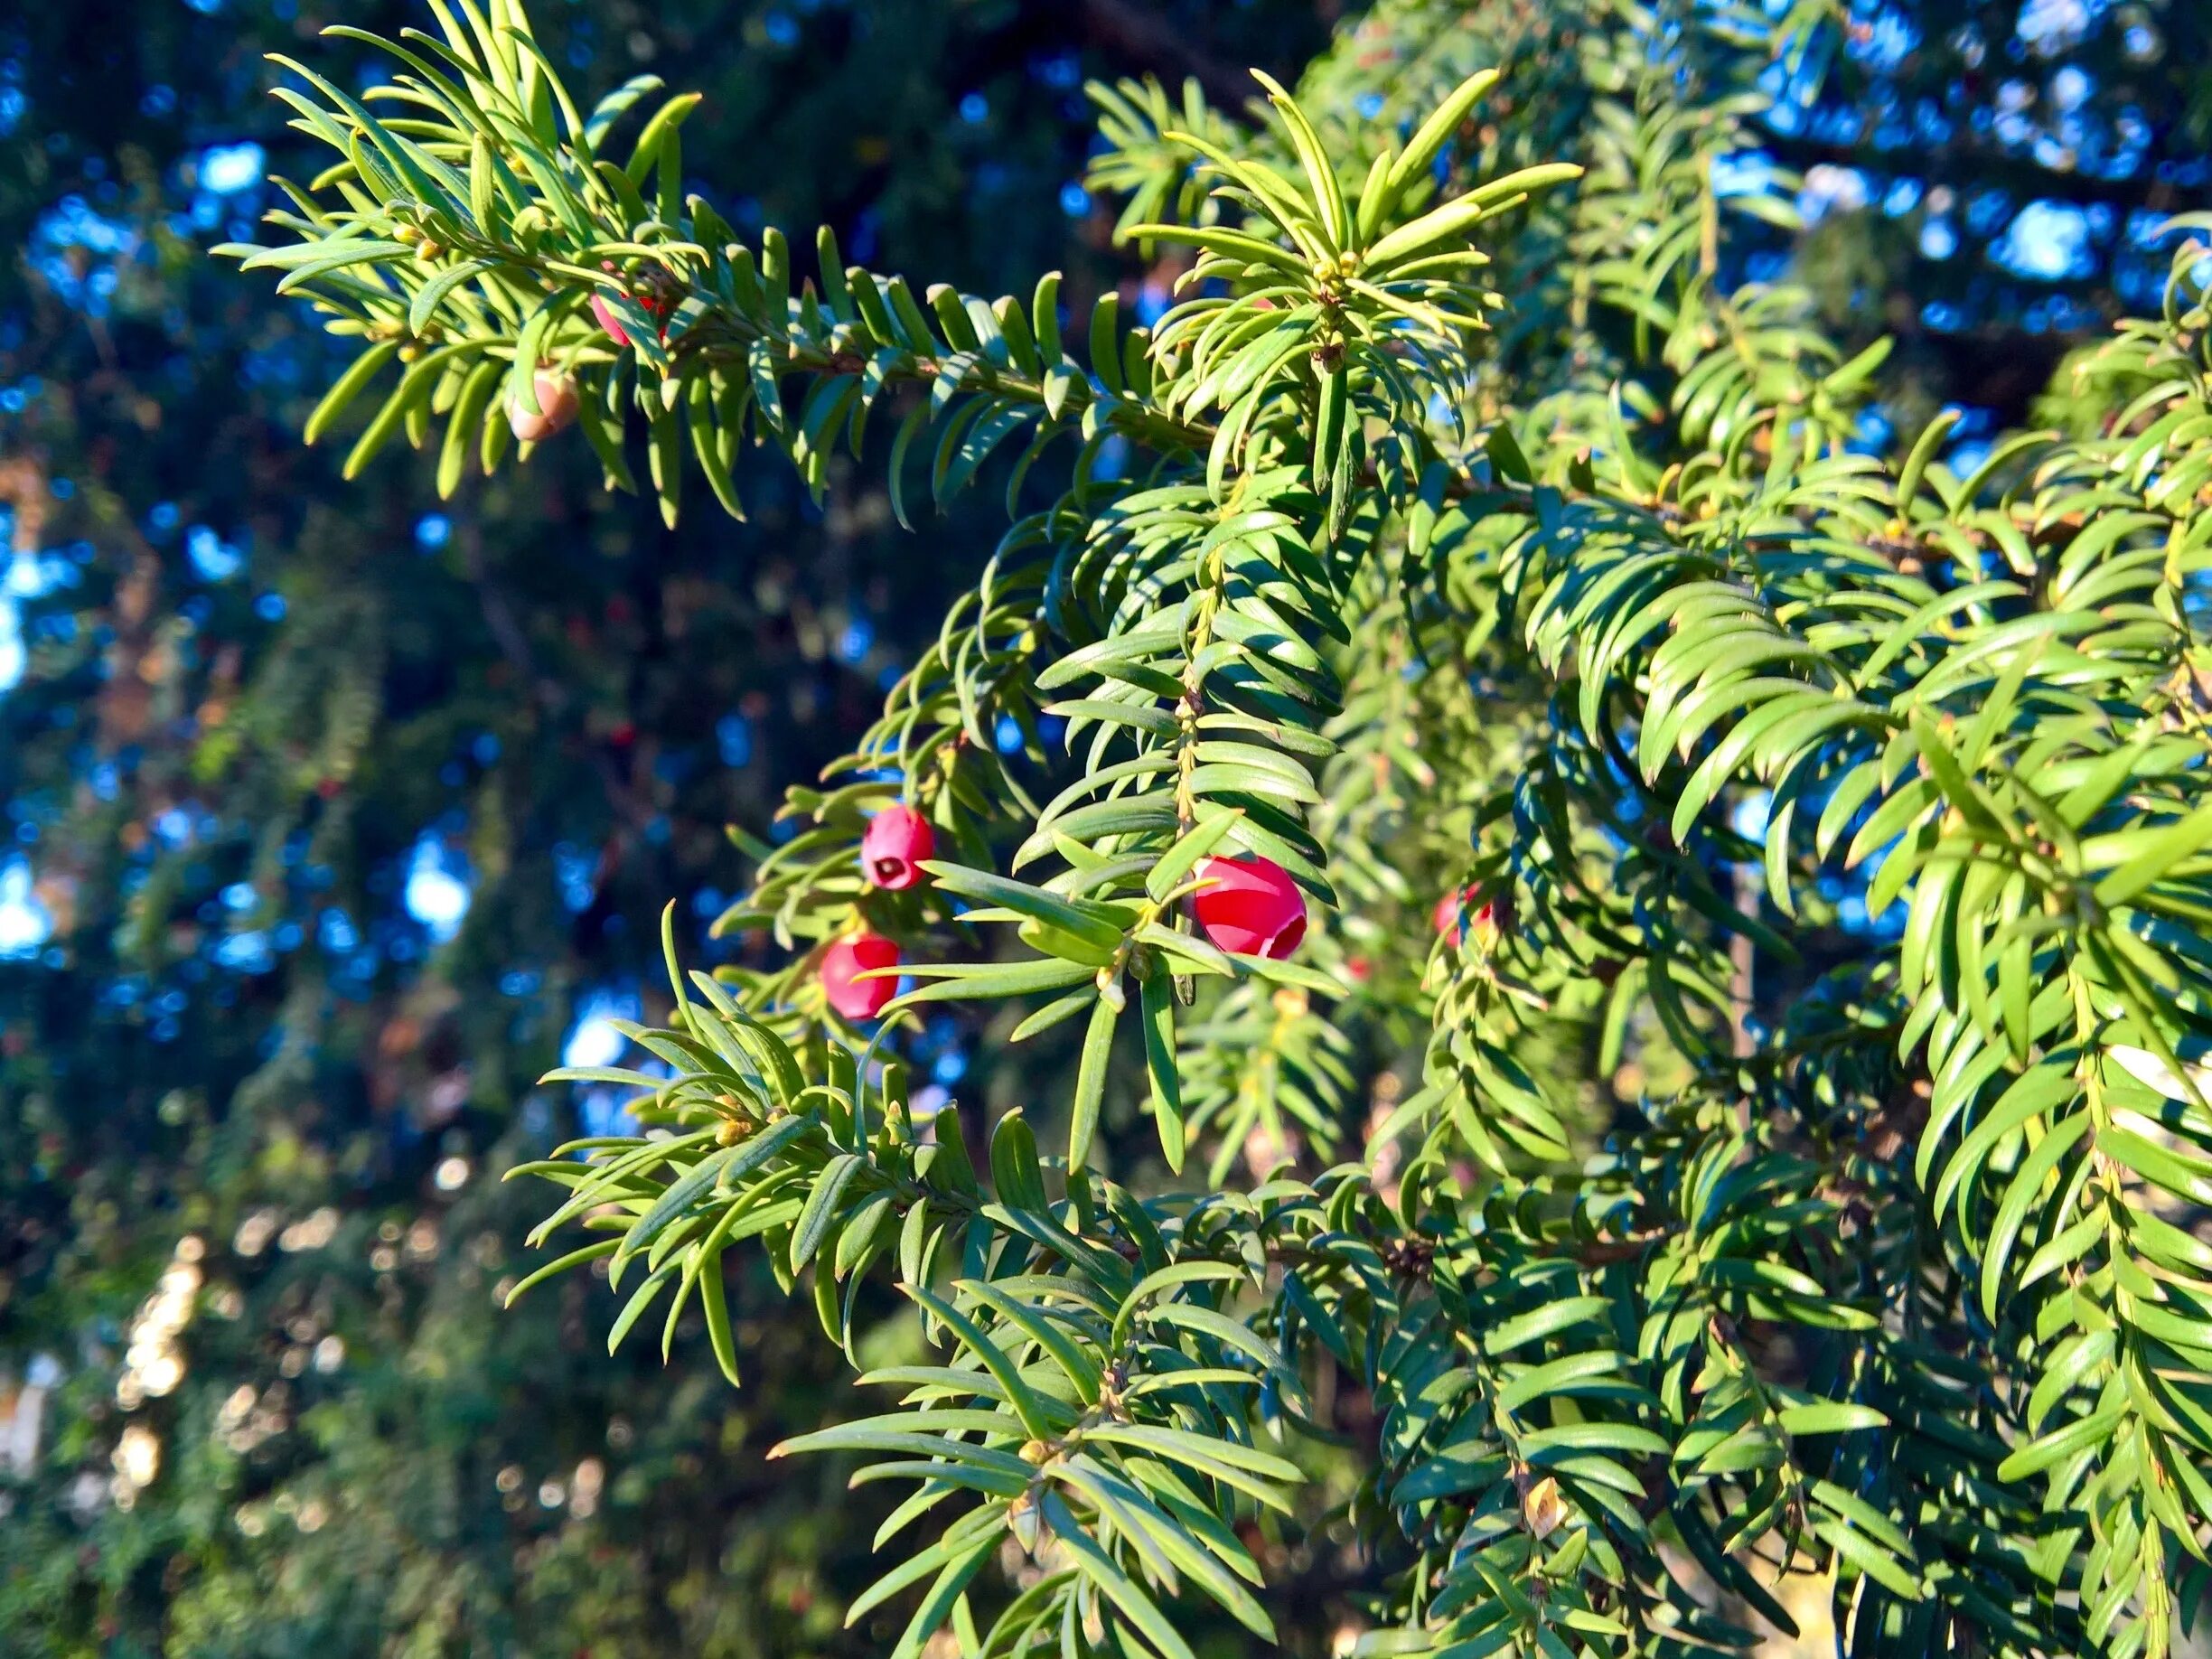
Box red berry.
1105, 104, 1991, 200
1433, 887, 1468, 937
1480, 890, 1513, 938
1192, 855, 1308, 960
1438, 884, 1511, 949
590, 294, 631, 348
860, 803, 936, 891
820, 932, 901, 1020
509, 369, 578, 443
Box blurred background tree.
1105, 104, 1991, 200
0, 0, 2205, 1654
0, 3, 1338, 1653
1788, 0, 2212, 431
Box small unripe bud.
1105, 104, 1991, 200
1523, 1475, 1568, 1540
1008, 1491, 1045, 1554
509, 369, 578, 444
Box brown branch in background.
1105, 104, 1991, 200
0, 456, 54, 555
1889, 324, 2074, 433
1562, 1230, 1670, 1266
0, 451, 165, 752
1764, 129, 2185, 218
1073, 0, 1260, 108
1729, 861, 1757, 1065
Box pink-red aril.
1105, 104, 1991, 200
1192, 855, 1308, 960
1438, 884, 1511, 948
820, 932, 902, 1021
1434, 888, 1467, 937
590, 294, 632, 347
861, 804, 936, 891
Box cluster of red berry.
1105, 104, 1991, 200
816, 805, 1314, 1023
817, 807, 1509, 1023
819, 804, 938, 1021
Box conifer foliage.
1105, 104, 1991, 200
230, 0, 2212, 1653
